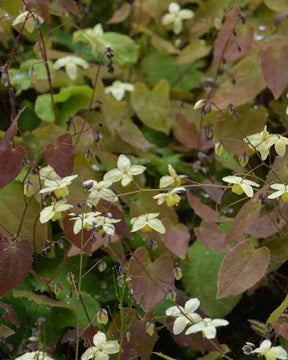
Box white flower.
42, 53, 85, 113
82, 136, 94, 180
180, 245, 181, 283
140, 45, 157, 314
39, 166, 60, 181
159, 164, 186, 188
245, 126, 277, 161
15, 351, 54, 360
165, 298, 202, 335
103, 154, 146, 187
12, 11, 44, 33
73, 24, 105, 56
70, 212, 101, 234
83, 180, 118, 205
193, 99, 206, 110
185, 317, 229, 339
54, 56, 89, 80
130, 213, 166, 234
40, 200, 73, 223
95, 215, 121, 236
40, 175, 78, 198
161, 2, 194, 34
81, 331, 120, 360
105, 80, 134, 101
153, 187, 186, 207
222, 176, 260, 197
268, 183, 288, 202
250, 340, 287, 360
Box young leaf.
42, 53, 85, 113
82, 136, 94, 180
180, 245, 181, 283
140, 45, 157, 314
131, 80, 171, 134
261, 44, 288, 100
160, 221, 190, 259
44, 132, 75, 177
0, 111, 26, 189
217, 240, 270, 299
195, 222, 229, 253
128, 247, 174, 311
0, 236, 32, 297
107, 2, 131, 24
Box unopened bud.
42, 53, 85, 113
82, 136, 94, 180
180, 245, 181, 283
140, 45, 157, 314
166, 289, 176, 302
205, 125, 213, 139
97, 261, 107, 272
24, 180, 34, 197
173, 266, 183, 281
54, 283, 62, 297
145, 321, 155, 336
66, 272, 75, 284
238, 152, 249, 167
193, 99, 206, 110
242, 342, 256, 355
214, 141, 224, 156
117, 274, 125, 287
97, 308, 108, 325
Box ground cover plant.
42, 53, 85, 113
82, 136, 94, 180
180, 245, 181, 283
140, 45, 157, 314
1, 0, 288, 359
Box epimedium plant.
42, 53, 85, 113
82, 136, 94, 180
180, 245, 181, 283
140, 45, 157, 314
1, 0, 288, 359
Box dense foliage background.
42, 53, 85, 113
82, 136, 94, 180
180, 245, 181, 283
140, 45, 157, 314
1, 0, 288, 359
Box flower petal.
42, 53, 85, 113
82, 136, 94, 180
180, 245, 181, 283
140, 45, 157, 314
173, 18, 183, 34
184, 298, 200, 313
40, 206, 54, 223
179, 9, 194, 20
185, 322, 204, 335
117, 154, 130, 171
161, 13, 174, 25
211, 319, 229, 327
148, 218, 166, 234
173, 315, 190, 335
104, 169, 122, 183
165, 305, 183, 317
202, 325, 217, 339
81, 347, 99, 360
93, 331, 106, 347
268, 190, 284, 199
270, 346, 288, 359
169, 2, 180, 13
104, 340, 120, 354
129, 165, 146, 176
240, 183, 253, 197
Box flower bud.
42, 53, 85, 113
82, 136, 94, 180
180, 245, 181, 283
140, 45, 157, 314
173, 266, 183, 281
66, 272, 75, 284
205, 125, 213, 139
117, 274, 125, 287
166, 289, 176, 302
242, 342, 256, 355
24, 180, 34, 197
193, 99, 206, 110
214, 141, 224, 156
145, 321, 155, 337
97, 261, 107, 272
54, 283, 62, 297
97, 308, 108, 325
238, 152, 249, 167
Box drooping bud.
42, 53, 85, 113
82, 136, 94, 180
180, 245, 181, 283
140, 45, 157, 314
173, 266, 183, 281
24, 180, 34, 197
166, 289, 176, 302
214, 141, 224, 156
238, 152, 249, 167
117, 274, 125, 287
97, 261, 107, 272
193, 99, 206, 110
54, 283, 62, 297
205, 125, 213, 139
145, 321, 155, 337
242, 342, 256, 355
66, 272, 75, 284
97, 308, 108, 325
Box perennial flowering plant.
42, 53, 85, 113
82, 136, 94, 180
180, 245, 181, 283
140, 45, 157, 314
1, 0, 288, 359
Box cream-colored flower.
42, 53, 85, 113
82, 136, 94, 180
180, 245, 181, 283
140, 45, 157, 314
54, 56, 89, 80
103, 154, 146, 187
95, 215, 121, 236
81, 331, 120, 360
185, 317, 229, 339
250, 340, 287, 360
105, 81, 134, 101
165, 298, 202, 335
268, 183, 288, 201
15, 351, 54, 360
153, 187, 186, 207
161, 2, 194, 34
40, 175, 78, 198
73, 24, 105, 56
12, 11, 44, 33
222, 176, 260, 197
39, 166, 60, 181
70, 212, 101, 234
130, 213, 166, 234
40, 200, 73, 223
83, 180, 118, 205
245, 126, 276, 161
159, 164, 186, 188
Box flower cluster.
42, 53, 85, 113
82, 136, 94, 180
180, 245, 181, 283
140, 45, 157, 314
166, 298, 228, 339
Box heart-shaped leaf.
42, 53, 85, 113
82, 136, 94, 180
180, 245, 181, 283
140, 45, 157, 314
131, 80, 171, 134
44, 132, 75, 177
0, 235, 32, 296
217, 240, 270, 299
160, 221, 190, 259
128, 247, 174, 311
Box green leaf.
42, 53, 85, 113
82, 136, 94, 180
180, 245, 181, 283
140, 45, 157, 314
268, 294, 288, 325
131, 80, 171, 134
264, 0, 288, 13
182, 241, 240, 318
102, 32, 139, 65
141, 53, 203, 91
8, 68, 31, 95
35, 93, 55, 123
